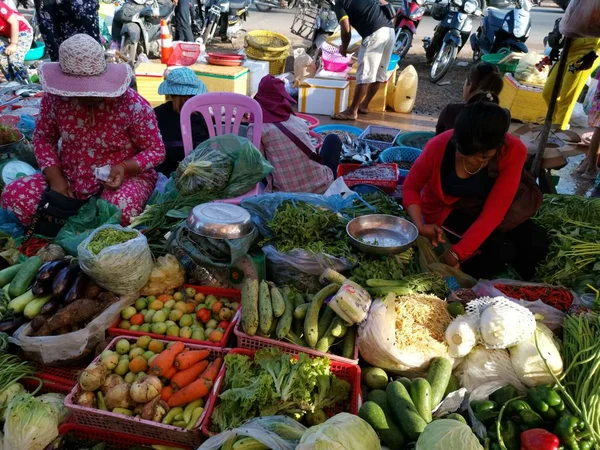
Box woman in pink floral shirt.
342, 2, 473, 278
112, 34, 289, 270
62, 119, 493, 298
1, 34, 165, 226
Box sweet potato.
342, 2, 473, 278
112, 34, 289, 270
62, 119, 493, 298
34, 298, 103, 336
84, 281, 103, 299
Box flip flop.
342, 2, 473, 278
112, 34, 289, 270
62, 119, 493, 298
331, 112, 357, 121
358, 109, 369, 115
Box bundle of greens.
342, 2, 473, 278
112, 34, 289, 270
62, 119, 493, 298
212, 348, 350, 431
533, 195, 600, 292
87, 228, 138, 255
339, 192, 406, 218
350, 249, 416, 285
366, 272, 450, 299
265, 201, 355, 260
175, 145, 233, 196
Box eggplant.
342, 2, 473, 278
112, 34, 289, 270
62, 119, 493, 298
52, 264, 81, 299
32, 280, 51, 297
0, 316, 27, 334
64, 272, 89, 305
37, 259, 70, 283
40, 297, 60, 316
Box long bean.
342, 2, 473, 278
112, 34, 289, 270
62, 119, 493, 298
0, 353, 35, 392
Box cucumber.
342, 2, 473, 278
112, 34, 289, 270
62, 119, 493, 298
317, 306, 336, 338
342, 326, 356, 359
23, 294, 53, 319
258, 280, 273, 334
366, 279, 407, 288
292, 291, 305, 308
0, 264, 22, 288
9, 257, 42, 298
426, 357, 453, 407
241, 277, 259, 336
367, 389, 388, 406
275, 285, 294, 339
330, 316, 347, 338
269, 284, 286, 318
386, 381, 428, 440
446, 413, 467, 424
222, 435, 237, 450
285, 330, 305, 347
304, 284, 340, 348
8, 289, 35, 314
315, 320, 337, 353
396, 376, 412, 392
410, 378, 433, 423
232, 437, 269, 450
294, 303, 310, 320
359, 401, 405, 450
444, 374, 460, 397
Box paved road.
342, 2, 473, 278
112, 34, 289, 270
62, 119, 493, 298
243, 3, 563, 51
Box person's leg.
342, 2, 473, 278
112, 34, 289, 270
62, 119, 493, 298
0, 174, 48, 226
34, 0, 60, 61
175, 0, 194, 42
218, 12, 228, 41
9, 29, 33, 83
359, 28, 395, 113
506, 219, 548, 280
0, 36, 12, 80
577, 127, 600, 179
319, 134, 342, 175
358, 82, 383, 114
101, 173, 157, 226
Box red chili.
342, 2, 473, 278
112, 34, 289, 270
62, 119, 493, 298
494, 284, 573, 312
520, 429, 560, 450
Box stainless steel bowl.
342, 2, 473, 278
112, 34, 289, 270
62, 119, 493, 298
346, 214, 418, 255
186, 202, 254, 239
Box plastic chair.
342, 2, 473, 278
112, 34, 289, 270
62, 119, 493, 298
180, 92, 264, 204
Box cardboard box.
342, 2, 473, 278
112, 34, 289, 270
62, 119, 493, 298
134, 63, 167, 107
189, 62, 249, 95
348, 68, 396, 112
298, 78, 349, 116
499, 73, 547, 125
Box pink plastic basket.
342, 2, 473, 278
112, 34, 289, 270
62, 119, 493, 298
168, 42, 202, 66
108, 285, 240, 348
202, 348, 362, 437
65, 335, 231, 447
337, 163, 399, 193
234, 320, 359, 364
321, 42, 353, 72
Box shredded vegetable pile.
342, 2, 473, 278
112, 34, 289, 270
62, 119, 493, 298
87, 228, 137, 255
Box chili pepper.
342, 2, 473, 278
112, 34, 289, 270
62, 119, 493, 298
500, 419, 521, 450
494, 284, 574, 311
521, 429, 560, 450
492, 385, 519, 407
472, 400, 500, 425
508, 400, 545, 429
555, 414, 588, 450
527, 384, 565, 421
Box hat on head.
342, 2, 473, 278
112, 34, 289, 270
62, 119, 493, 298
253, 75, 297, 123
158, 67, 208, 96
38, 34, 133, 98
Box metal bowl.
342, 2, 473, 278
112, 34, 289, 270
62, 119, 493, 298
186, 202, 254, 239
346, 214, 418, 255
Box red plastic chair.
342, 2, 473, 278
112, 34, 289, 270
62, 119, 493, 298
180, 92, 263, 204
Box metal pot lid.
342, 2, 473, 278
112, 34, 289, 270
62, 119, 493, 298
186, 202, 254, 239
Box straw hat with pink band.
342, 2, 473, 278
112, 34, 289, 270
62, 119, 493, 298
38, 34, 133, 98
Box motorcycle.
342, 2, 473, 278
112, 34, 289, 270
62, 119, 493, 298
119, 0, 175, 66
200, 0, 250, 44
254, 0, 303, 13
424, 0, 480, 83
311, 0, 339, 53
393, 0, 426, 59
470, 0, 532, 61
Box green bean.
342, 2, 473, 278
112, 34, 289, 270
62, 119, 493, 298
0, 353, 35, 392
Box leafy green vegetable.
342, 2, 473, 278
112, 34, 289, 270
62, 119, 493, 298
351, 249, 416, 285
87, 228, 138, 255
0, 382, 24, 420
175, 145, 233, 196
415, 419, 484, 450
297, 413, 381, 450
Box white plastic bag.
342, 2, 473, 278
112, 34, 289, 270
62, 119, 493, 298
198, 416, 306, 450
9, 295, 134, 365
560, 0, 600, 38
294, 48, 316, 82
78, 225, 154, 296
514, 52, 548, 87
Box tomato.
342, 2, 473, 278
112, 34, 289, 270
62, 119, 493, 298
218, 320, 229, 329
196, 308, 211, 323
130, 313, 145, 326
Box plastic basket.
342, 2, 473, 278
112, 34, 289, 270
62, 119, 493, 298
337, 163, 399, 193
379, 146, 422, 177
388, 53, 400, 70
108, 285, 240, 348
233, 320, 358, 364
168, 42, 202, 66
57, 423, 194, 450
394, 131, 435, 150
21, 377, 73, 395
65, 335, 230, 447
359, 125, 402, 151
321, 42, 352, 72
268, 57, 287, 76
245, 30, 291, 55
296, 112, 320, 129
201, 348, 362, 437
482, 52, 518, 74
313, 124, 363, 139
33, 364, 83, 388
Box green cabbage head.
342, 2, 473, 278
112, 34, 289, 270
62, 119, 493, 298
416, 419, 484, 450
297, 413, 381, 450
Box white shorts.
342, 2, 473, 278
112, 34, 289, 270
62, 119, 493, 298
356, 27, 395, 85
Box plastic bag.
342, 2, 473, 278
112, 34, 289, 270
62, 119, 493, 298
294, 48, 316, 82
514, 52, 548, 87
78, 225, 154, 296
17, 115, 35, 140
416, 237, 477, 288
140, 254, 185, 296
10, 295, 134, 364
55, 198, 122, 256
560, 0, 600, 38
466, 381, 514, 439
199, 416, 306, 450
583, 77, 598, 114
175, 141, 233, 195
0, 209, 24, 238
472, 279, 568, 332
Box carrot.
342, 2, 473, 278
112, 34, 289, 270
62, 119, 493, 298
149, 341, 185, 376
174, 349, 210, 370
200, 357, 222, 384
163, 365, 178, 380
160, 386, 174, 402
171, 360, 209, 391
167, 378, 211, 407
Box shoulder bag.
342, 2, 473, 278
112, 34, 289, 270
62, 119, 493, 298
273, 122, 324, 164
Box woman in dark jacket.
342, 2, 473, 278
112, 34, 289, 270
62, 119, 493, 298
436, 62, 504, 135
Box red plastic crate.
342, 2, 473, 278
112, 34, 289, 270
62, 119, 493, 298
21, 377, 73, 395
65, 335, 231, 447
108, 285, 240, 348
202, 348, 362, 437
33, 363, 83, 388
233, 320, 359, 365
337, 163, 399, 193
58, 423, 193, 449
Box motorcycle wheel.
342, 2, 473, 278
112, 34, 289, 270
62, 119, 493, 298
122, 39, 138, 68
394, 28, 413, 59
430, 41, 457, 83
202, 20, 218, 44
255, 4, 273, 12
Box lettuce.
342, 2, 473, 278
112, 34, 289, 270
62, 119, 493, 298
416, 419, 484, 450
297, 413, 380, 450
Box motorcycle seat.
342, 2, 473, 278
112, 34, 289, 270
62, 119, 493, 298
486, 7, 508, 29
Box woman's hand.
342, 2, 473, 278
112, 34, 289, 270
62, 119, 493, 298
5, 44, 17, 56
442, 250, 460, 269
104, 164, 126, 191
46, 169, 74, 198
419, 224, 445, 247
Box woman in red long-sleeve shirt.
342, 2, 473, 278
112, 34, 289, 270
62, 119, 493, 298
404, 100, 547, 280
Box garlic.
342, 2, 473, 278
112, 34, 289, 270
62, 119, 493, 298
445, 316, 478, 358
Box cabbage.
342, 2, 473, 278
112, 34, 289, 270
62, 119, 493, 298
175, 142, 233, 196
37, 393, 68, 423
416, 419, 484, 450
297, 413, 380, 450
509, 322, 563, 387
0, 383, 24, 420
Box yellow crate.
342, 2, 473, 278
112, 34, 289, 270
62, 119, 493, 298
189, 63, 249, 95
348, 69, 396, 112
134, 63, 167, 107
499, 73, 547, 125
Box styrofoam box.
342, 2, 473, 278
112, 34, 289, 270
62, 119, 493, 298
298, 78, 349, 116
242, 59, 270, 97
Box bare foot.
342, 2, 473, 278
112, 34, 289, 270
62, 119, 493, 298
576, 158, 591, 174
358, 108, 369, 115
581, 169, 599, 181
332, 110, 357, 120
